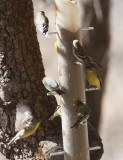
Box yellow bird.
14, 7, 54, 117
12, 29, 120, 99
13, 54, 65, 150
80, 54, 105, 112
8, 119, 40, 145
54, 41, 59, 52
86, 66, 101, 89
8, 101, 41, 145
49, 105, 61, 120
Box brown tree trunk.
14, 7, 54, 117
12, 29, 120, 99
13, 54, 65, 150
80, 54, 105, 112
0, 0, 59, 159
81, 0, 110, 129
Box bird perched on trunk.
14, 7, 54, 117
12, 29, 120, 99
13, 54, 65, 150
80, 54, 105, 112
42, 77, 65, 96
49, 105, 61, 120
54, 41, 59, 52
35, 11, 49, 35
72, 40, 102, 68
8, 101, 40, 145
86, 65, 101, 89
71, 100, 91, 129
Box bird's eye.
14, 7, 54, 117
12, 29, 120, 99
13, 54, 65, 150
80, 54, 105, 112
27, 119, 30, 122
26, 118, 32, 123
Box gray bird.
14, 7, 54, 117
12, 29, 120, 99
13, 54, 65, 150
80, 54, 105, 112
42, 77, 65, 95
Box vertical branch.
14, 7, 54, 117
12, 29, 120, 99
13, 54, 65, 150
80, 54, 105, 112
55, 0, 90, 160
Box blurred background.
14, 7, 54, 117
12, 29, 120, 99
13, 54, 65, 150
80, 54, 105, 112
1, 0, 123, 159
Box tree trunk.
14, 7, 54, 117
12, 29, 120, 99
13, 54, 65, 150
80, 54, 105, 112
0, 0, 58, 159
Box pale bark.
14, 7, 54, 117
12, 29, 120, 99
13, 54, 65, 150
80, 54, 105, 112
55, 1, 90, 160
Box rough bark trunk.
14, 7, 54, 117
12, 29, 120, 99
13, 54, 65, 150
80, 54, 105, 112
81, 0, 110, 129
0, 0, 58, 159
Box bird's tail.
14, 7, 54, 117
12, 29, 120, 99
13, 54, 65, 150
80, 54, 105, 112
71, 120, 80, 129
8, 137, 16, 145
49, 115, 54, 121
71, 113, 83, 129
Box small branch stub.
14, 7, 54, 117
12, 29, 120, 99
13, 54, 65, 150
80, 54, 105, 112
50, 151, 65, 157
89, 146, 101, 151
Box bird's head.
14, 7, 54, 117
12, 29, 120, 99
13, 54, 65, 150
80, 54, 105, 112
40, 11, 45, 15
86, 65, 95, 71
73, 39, 79, 48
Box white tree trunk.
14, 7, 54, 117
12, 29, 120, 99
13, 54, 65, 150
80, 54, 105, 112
55, 0, 90, 160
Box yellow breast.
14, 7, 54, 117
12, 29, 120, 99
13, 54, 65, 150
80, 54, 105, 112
21, 122, 40, 139
87, 70, 100, 88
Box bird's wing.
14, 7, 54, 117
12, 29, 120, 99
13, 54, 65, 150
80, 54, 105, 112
15, 100, 33, 131
72, 40, 85, 61
45, 16, 49, 24
8, 129, 25, 145
49, 105, 61, 120
71, 113, 84, 129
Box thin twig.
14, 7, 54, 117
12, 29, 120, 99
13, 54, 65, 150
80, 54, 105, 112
45, 31, 58, 38
85, 88, 101, 92
89, 146, 101, 151
50, 151, 65, 157
80, 27, 94, 30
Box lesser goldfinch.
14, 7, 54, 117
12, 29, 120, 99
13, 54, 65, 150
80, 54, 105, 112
72, 40, 102, 68
86, 65, 101, 89
8, 119, 40, 145
35, 11, 49, 35
71, 100, 91, 129
49, 105, 61, 120
42, 77, 65, 95
8, 101, 40, 145
54, 41, 59, 52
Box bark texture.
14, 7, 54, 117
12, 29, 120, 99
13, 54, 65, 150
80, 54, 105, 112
0, 0, 58, 159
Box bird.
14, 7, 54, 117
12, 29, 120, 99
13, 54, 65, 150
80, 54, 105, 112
72, 40, 102, 68
54, 41, 59, 52
8, 101, 41, 145
42, 77, 65, 95
35, 11, 49, 35
8, 119, 40, 145
49, 105, 61, 120
86, 65, 101, 89
71, 100, 91, 129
